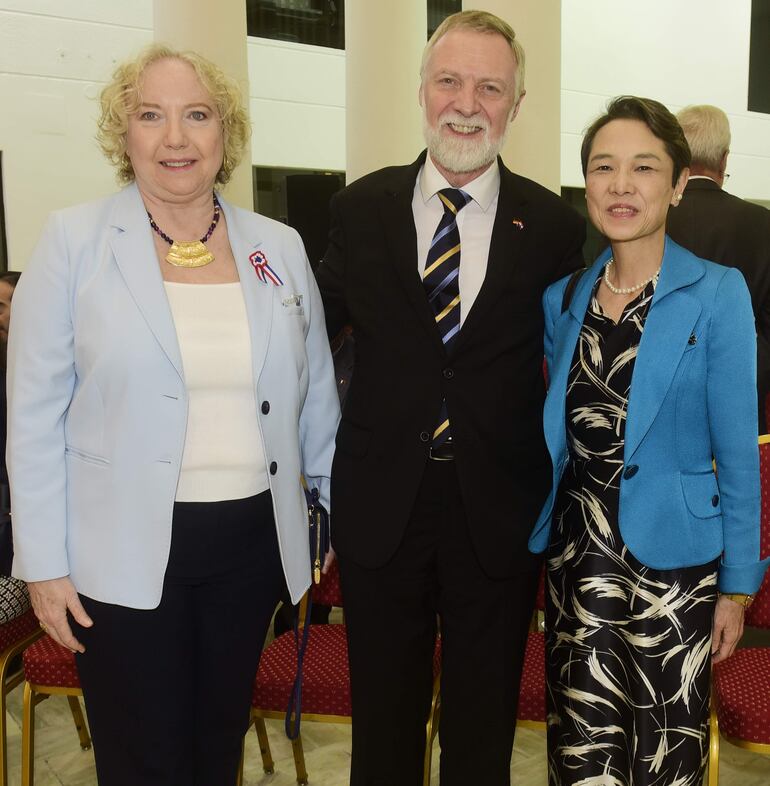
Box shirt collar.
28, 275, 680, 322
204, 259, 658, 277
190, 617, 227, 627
419, 153, 500, 212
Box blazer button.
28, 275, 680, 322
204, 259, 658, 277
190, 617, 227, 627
443, 368, 454, 379
269, 461, 278, 475
419, 431, 431, 443
261, 401, 270, 415
712, 494, 720, 507
623, 464, 639, 480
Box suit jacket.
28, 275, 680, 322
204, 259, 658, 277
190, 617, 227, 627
7, 184, 339, 608
315, 153, 586, 578
530, 239, 769, 594
667, 178, 770, 430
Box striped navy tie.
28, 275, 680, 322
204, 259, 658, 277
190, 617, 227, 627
423, 188, 471, 447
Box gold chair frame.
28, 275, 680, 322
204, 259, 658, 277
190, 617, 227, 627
20, 674, 91, 786
241, 591, 441, 786
706, 433, 770, 784
0, 625, 42, 786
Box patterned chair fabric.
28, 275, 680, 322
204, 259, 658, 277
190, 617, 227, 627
22, 634, 81, 688
0, 607, 38, 653
713, 648, 770, 744
746, 439, 770, 627
517, 631, 545, 722
254, 624, 441, 717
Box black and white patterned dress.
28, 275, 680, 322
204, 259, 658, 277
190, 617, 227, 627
546, 272, 718, 786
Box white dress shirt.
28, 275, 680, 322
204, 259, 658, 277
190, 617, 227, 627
412, 154, 500, 324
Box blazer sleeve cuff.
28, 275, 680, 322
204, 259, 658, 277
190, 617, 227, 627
717, 556, 770, 594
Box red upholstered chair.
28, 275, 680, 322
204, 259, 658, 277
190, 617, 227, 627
708, 434, 770, 785
20, 635, 91, 786
0, 608, 42, 786
241, 561, 441, 786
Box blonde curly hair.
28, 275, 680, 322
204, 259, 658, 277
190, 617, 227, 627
97, 44, 250, 185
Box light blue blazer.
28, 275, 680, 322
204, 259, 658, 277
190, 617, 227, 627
8, 184, 340, 608
529, 238, 769, 594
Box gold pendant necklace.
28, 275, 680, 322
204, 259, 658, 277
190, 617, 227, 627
147, 194, 221, 268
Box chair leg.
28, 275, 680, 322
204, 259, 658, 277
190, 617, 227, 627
707, 695, 720, 786
21, 683, 35, 786
253, 716, 275, 774
291, 734, 308, 786
236, 735, 244, 786
423, 674, 441, 786
0, 654, 9, 786
66, 695, 91, 750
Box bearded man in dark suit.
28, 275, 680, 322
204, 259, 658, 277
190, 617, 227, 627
667, 104, 770, 431
315, 10, 585, 786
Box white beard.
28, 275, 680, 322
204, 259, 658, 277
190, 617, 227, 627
422, 112, 506, 175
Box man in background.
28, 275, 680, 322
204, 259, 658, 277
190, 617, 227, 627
316, 10, 584, 785
667, 104, 770, 430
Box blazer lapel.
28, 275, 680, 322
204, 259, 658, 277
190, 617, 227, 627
455, 160, 529, 349
380, 152, 445, 354
108, 184, 184, 380
544, 255, 605, 461
624, 239, 705, 458
220, 199, 274, 380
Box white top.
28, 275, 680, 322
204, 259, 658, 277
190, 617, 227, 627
412, 153, 500, 324
164, 281, 269, 502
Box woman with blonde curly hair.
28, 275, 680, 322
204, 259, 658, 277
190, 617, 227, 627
7, 45, 338, 785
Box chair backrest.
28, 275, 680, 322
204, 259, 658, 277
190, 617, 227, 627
310, 558, 343, 608
746, 436, 770, 628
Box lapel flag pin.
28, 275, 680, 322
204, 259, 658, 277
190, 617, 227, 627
249, 250, 284, 286
688, 334, 697, 345
512, 219, 525, 230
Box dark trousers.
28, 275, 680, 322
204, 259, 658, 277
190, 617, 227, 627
339, 460, 540, 786
73, 491, 284, 786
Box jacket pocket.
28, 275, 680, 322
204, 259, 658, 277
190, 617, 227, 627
65, 446, 110, 467
335, 420, 371, 458
680, 471, 721, 518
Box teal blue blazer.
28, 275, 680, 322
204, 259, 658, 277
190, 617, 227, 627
529, 237, 769, 594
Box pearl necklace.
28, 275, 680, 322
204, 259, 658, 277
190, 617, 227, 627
603, 258, 660, 295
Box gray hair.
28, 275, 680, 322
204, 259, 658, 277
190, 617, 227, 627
676, 105, 731, 171
421, 10, 525, 104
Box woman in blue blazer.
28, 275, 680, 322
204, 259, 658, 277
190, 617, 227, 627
7, 47, 339, 785
529, 96, 769, 785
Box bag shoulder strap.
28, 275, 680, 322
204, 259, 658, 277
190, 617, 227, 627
561, 268, 585, 314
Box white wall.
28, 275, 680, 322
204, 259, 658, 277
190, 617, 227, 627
247, 37, 345, 171
561, 0, 770, 202
1, 1, 768, 268
0, 1, 153, 268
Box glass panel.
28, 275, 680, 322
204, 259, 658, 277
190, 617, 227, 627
253, 166, 345, 270
749, 0, 770, 113
246, 1, 345, 49
428, 0, 461, 38
561, 187, 606, 265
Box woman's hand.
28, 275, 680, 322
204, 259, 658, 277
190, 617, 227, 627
28, 577, 93, 654
711, 595, 745, 664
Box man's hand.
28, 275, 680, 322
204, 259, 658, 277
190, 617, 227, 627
711, 595, 745, 664
28, 576, 93, 653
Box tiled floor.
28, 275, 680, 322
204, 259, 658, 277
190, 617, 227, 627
3, 686, 769, 785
